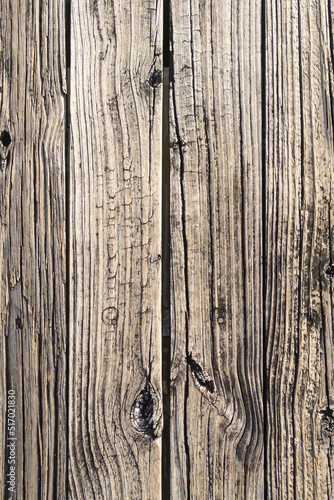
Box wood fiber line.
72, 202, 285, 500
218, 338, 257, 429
265, 0, 334, 496
169, 0, 263, 497
69, 0, 163, 498
0, 0, 67, 498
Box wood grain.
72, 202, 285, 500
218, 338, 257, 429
0, 0, 67, 498
69, 0, 163, 498
169, 0, 263, 498
265, 0, 334, 496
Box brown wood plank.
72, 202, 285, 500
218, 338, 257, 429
169, 0, 263, 497
0, 0, 67, 498
69, 0, 163, 498
265, 0, 334, 496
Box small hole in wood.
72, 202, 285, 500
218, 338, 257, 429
0, 130, 11, 148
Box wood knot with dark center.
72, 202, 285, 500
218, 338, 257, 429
102, 307, 119, 326
130, 380, 163, 439
187, 352, 216, 404
149, 69, 162, 88
0, 131, 11, 148
320, 407, 334, 437
324, 264, 334, 280
0, 130, 12, 171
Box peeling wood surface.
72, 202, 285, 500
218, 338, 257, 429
169, 0, 264, 498
265, 0, 334, 496
0, 0, 67, 498
68, 0, 163, 498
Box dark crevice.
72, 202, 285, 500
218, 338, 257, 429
294, 3, 305, 500
237, 58, 252, 497
65, 0, 71, 498
163, 0, 170, 68
327, 0, 334, 135
38, 331, 43, 500
162, 0, 171, 498
261, 0, 268, 496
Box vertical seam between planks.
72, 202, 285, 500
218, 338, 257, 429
161, 0, 171, 489
262, 0, 268, 495
65, 0, 71, 497
162, 3, 171, 498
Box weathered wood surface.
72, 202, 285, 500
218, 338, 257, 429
69, 0, 163, 498
1, 0, 333, 497
169, 0, 263, 498
265, 0, 334, 496
0, 0, 67, 498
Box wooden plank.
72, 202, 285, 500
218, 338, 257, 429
169, 0, 263, 498
265, 0, 334, 496
0, 0, 67, 498
69, 0, 163, 498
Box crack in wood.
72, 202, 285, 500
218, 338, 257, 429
186, 352, 216, 404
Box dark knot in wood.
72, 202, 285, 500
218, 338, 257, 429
320, 408, 334, 437
324, 264, 334, 280
149, 69, 162, 88
0, 131, 11, 148
0, 130, 12, 171
102, 307, 119, 326
15, 317, 23, 330
130, 380, 163, 439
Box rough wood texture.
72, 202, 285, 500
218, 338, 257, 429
0, 0, 67, 498
169, 0, 263, 498
69, 0, 163, 498
265, 0, 334, 496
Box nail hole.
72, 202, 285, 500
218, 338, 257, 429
149, 69, 162, 88
0, 131, 11, 148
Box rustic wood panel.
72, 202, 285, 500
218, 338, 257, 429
0, 0, 67, 498
69, 0, 163, 498
169, 0, 263, 498
265, 0, 334, 496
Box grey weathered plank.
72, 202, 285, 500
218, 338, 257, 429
169, 0, 263, 498
69, 0, 163, 498
265, 0, 334, 496
0, 0, 67, 498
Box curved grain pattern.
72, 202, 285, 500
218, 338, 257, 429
265, 0, 334, 496
69, 0, 163, 498
169, 0, 263, 497
0, 0, 67, 498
